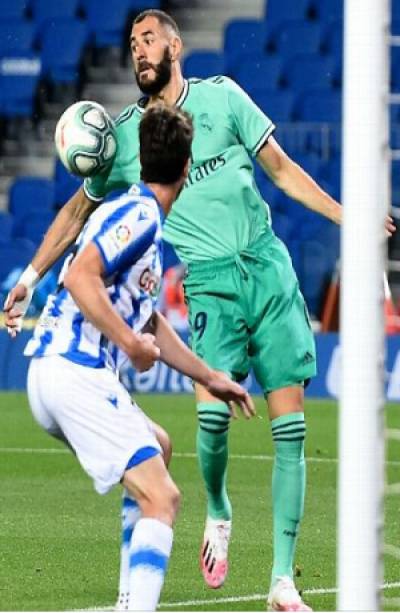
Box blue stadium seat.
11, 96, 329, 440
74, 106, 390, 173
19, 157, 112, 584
253, 165, 280, 210
391, 46, 400, 93
321, 19, 343, 58
393, 20, 400, 36
84, 0, 133, 48
392, 160, 400, 205
0, 213, 15, 242
251, 89, 295, 122
30, 0, 80, 34
272, 20, 322, 59
0, 0, 29, 22
16, 211, 55, 245
0, 53, 41, 118
275, 190, 322, 233
224, 19, 267, 73
393, 0, 400, 22
264, 0, 312, 27
291, 153, 322, 180
0, 21, 36, 57
271, 210, 294, 245
295, 89, 342, 122
183, 51, 225, 80
300, 236, 338, 317
54, 159, 82, 207
0, 238, 36, 284
311, 0, 344, 22
40, 19, 88, 83
9, 178, 55, 231
233, 56, 283, 93
130, 0, 161, 9
320, 154, 341, 197
282, 54, 335, 92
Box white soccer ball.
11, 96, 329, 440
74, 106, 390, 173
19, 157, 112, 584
55, 100, 117, 177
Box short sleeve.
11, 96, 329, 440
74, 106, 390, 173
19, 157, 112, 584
92, 206, 157, 276
224, 77, 275, 157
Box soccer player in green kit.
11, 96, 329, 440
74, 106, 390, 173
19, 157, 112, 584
4, 9, 396, 612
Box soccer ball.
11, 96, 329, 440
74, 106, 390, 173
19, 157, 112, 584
55, 100, 117, 177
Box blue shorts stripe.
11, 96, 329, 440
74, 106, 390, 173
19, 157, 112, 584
130, 549, 168, 573
122, 526, 133, 544
122, 497, 139, 509
125, 446, 160, 470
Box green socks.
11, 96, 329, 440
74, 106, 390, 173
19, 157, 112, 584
196, 401, 232, 520
271, 412, 306, 586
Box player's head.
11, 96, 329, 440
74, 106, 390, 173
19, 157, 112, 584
139, 104, 193, 189
130, 10, 182, 95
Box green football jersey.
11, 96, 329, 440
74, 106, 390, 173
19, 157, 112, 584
84, 76, 275, 262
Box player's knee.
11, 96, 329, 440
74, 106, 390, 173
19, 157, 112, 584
150, 481, 181, 524
197, 402, 231, 447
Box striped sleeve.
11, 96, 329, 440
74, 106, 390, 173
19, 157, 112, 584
92, 204, 157, 276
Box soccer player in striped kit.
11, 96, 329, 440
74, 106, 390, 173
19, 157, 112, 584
23, 105, 255, 612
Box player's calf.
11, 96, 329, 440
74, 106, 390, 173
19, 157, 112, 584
121, 455, 180, 611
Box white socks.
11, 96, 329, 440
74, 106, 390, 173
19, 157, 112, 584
128, 517, 173, 611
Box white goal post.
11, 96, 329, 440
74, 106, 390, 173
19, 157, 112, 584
338, 0, 389, 610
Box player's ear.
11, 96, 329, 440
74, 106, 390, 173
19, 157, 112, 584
170, 35, 182, 61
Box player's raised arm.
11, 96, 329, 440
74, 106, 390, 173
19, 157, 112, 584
257, 135, 343, 225
3, 186, 98, 336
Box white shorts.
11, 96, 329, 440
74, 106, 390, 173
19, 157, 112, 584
27, 355, 161, 494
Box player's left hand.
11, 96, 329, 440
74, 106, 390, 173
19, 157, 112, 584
205, 371, 256, 419
3, 283, 33, 338
386, 216, 396, 237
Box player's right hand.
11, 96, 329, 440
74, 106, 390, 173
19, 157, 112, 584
206, 371, 256, 419
3, 284, 34, 338
129, 332, 161, 372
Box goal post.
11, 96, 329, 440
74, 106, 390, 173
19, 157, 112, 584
338, 0, 389, 610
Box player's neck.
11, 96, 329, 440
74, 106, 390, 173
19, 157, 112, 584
146, 181, 182, 216
148, 67, 184, 107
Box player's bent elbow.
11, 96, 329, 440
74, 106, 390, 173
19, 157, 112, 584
63, 267, 83, 294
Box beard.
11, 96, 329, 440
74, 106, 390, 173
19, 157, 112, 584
135, 46, 172, 96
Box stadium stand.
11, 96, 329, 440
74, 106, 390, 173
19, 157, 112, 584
30, 0, 81, 34
223, 19, 267, 73
183, 50, 225, 79
264, 0, 312, 27
0, 0, 30, 22
0, 21, 36, 56
39, 19, 89, 86
0, 0, 397, 321
232, 56, 283, 92
0, 53, 41, 119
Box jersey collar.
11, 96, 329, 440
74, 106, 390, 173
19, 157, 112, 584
135, 79, 189, 114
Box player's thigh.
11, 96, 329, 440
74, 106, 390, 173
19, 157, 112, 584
184, 271, 250, 381
266, 385, 305, 420
45, 357, 161, 494
147, 418, 172, 466
122, 454, 179, 512
27, 358, 66, 441
249, 245, 316, 394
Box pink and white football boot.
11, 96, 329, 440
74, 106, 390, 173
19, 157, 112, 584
200, 517, 231, 589
267, 576, 312, 612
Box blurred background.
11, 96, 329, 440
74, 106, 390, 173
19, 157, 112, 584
0, 0, 400, 391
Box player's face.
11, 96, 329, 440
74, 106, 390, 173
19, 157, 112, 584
131, 17, 173, 95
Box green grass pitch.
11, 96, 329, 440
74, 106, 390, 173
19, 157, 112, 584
0, 393, 399, 611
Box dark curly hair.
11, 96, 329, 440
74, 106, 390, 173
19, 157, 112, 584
139, 105, 193, 185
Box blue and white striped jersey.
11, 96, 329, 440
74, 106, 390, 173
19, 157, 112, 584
25, 182, 163, 370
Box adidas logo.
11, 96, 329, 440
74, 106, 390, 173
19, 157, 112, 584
302, 351, 314, 365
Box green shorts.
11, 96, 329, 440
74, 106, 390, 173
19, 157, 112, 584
183, 232, 316, 394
